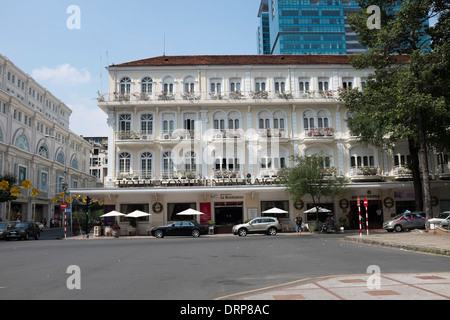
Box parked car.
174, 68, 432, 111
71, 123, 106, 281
427, 211, 450, 226
5, 222, 41, 240
35, 222, 45, 231
383, 211, 426, 232
0, 222, 16, 240
151, 221, 208, 238
233, 217, 282, 236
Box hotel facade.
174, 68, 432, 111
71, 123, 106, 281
80, 55, 449, 234
0, 55, 96, 224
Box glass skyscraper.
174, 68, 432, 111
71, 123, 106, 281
257, 0, 367, 55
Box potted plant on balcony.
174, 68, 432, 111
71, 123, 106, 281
250, 90, 269, 99
96, 91, 105, 102
323, 127, 335, 136
229, 90, 244, 100
277, 91, 293, 100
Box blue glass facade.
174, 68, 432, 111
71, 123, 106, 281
257, 0, 367, 55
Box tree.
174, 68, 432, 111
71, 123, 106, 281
280, 154, 348, 220
0, 173, 18, 203
340, 0, 450, 219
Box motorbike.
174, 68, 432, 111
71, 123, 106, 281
319, 222, 337, 234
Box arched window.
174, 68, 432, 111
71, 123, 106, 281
38, 144, 49, 159
184, 76, 195, 93
56, 151, 65, 165
141, 114, 153, 134
71, 157, 79, 170
119, 152, 131, 173
120, 77, 131, 94
14, 134, 29, 151
162, 77, 174, 93
184, 151, 196, 172
273, 110, 286, 131
162, 151, 174, 178
141, 77, 153, 93
140, 152, 152, 178
119, 114, 132, 132
258, 110, 271, 129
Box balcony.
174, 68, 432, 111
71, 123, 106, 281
258, 129, 289, 140
436, 164, 450, 180
115, 130, 155, 141
349, 167, 383, 182
393, 166, 413, 181
213, 169, 243, 179
211, 129, 245, 141
304, 127, 335, 141
96, 89, 341, 105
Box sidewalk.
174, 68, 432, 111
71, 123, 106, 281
217, 272, 450, 300
344, 230, 450, 256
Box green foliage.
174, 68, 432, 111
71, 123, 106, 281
280, 154, 348, 207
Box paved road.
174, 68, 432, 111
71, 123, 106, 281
1, 230, 448, 301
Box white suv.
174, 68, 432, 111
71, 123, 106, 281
233, 217, 282, 237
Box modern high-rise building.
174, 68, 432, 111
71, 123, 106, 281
257, 0, 367, 55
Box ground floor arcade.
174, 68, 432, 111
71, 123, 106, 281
72, 181, 449, 235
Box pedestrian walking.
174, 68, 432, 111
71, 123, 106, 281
295, 214, 303, 236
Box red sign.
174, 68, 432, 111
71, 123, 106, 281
364, 198, 368, 207
60, 203, 67, 210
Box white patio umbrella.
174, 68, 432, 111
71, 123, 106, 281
262, 207, 288, 214
176, 208, 204, 216
100, 210, 126, 218
126, 210, 151, 218
304, 206, 331, 213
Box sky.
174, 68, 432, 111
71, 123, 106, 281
0, 0, 262, 137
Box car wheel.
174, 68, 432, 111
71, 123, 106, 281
154, 230, 164, 238
267, 227, 277, 236
34, 233, 40, 240
238, 228, 247, 237
394, 224, 402, 232
192, 229, 200, 238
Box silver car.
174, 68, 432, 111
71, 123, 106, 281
428, 211, 450, 226
233, 217, 282, 236
383, 212, 426, 232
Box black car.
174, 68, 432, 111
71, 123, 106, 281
5, 222, 40, 241
151, 221, 208, 238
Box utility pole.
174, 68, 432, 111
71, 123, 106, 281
85, 196, 91, 238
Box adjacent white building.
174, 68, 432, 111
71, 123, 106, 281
0, 54, 96, 224
78, 54, 448, 233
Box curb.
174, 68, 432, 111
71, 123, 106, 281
344, 235, 450, 256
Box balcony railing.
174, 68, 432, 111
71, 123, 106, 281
304, 127, 335, 138
96, 90, 341, 103
115, 130, 155, 140
258, 129, 289, 138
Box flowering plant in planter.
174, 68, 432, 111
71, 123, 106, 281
112, 221, 121, 230
250, 90, 269, 99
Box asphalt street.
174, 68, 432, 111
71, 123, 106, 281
0, 230, 448, 301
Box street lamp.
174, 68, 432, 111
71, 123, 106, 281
45, 134, 70, 239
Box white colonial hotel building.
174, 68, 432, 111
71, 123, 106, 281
0, 55, 96, 224
79, 55, 449, 233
